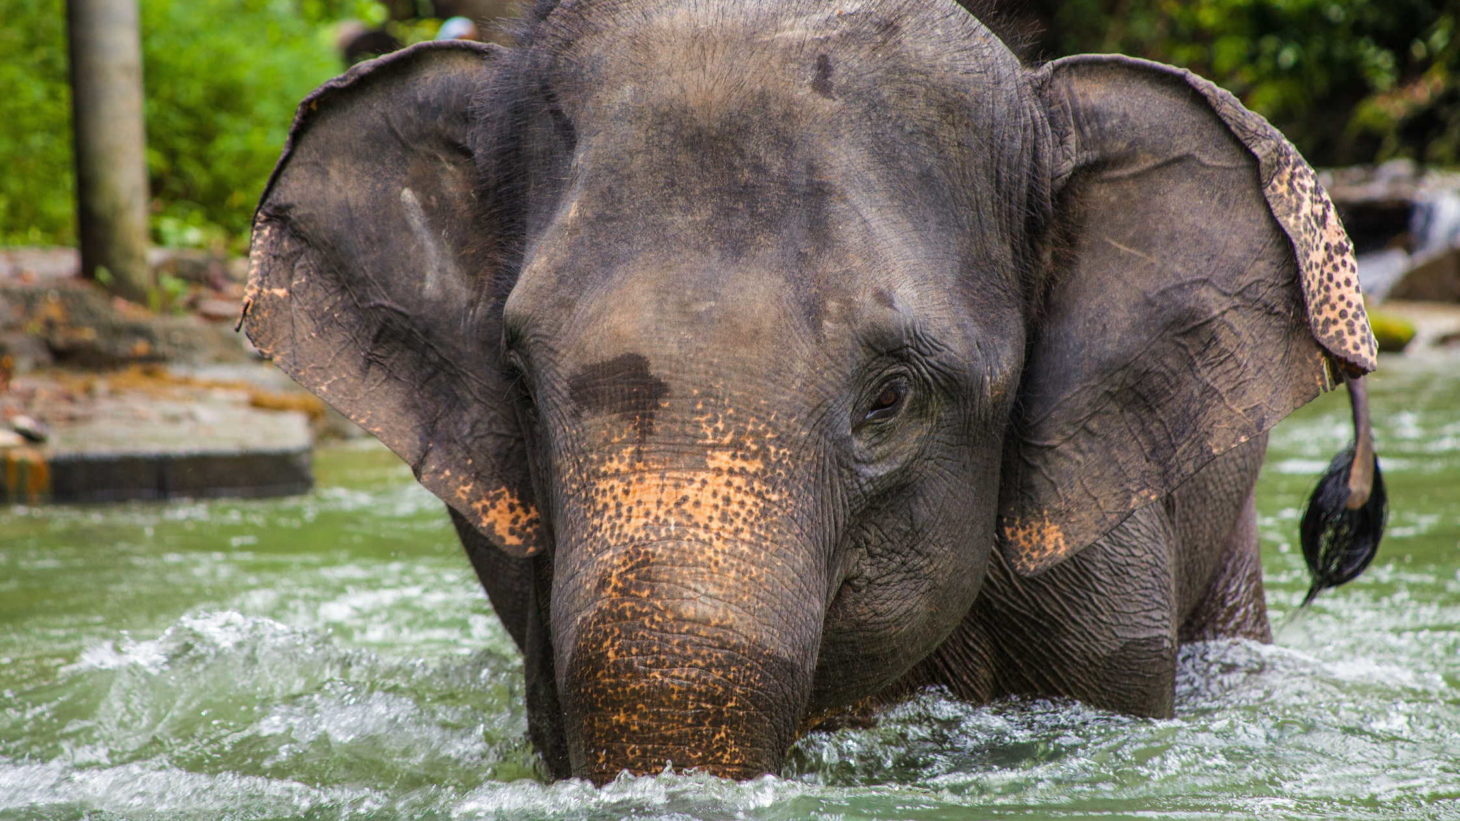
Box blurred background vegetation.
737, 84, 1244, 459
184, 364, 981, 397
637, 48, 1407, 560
2, 0, 1457, 252
1007, 0, 1459, 168
0, 0, 413, 252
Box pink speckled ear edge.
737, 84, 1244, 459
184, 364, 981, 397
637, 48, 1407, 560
1181, 72, 1379, 377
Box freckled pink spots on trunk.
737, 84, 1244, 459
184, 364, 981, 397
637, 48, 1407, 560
552, 398, 824, 782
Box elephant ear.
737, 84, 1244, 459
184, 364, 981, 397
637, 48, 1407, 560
244, 41, 546, 558
999, 55, 1377, 576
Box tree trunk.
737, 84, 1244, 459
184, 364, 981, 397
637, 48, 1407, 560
68, 0, 152, 304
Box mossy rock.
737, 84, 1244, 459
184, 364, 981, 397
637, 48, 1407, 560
0, 281, 248, 368
1368, 310, 1416, 353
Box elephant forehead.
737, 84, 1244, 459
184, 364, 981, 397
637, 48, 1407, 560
511, 250, 872, 402
503, 3, 1034, 365
533, 0, 1025, 191
540, 0, 1007, 97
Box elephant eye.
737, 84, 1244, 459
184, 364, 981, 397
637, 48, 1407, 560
504, 354, 539, 424
517, 383, 540, 422
863, 379, 908, 423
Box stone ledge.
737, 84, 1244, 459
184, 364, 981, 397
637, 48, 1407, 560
3, 446, 312, 504
2, 367, 315, 504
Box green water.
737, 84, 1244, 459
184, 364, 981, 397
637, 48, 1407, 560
2, 355, 1457, 820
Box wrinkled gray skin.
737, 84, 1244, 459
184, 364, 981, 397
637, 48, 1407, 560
245, 0, 1378, 785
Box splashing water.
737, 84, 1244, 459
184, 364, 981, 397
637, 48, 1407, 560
2, 358, 1458, 820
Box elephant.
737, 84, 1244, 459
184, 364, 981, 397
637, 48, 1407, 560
242, 0, 1386, 784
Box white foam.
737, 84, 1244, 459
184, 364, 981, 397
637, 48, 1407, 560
63, 611, 302, 675
0, 759, 386, 816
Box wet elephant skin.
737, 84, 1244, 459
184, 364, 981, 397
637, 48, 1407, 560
244, 0, 1379, 784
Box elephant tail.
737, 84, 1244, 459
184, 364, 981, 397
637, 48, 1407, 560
1298, 377, 1387, 607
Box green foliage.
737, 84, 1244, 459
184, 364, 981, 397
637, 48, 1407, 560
4, 1, 1454, 252
0, 0, 74, 246
0, 0, 366, 250
1044, 0, 1460, 166
139, 0, 347, 252
148, 272, 193, 314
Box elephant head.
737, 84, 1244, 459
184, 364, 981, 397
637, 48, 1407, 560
244, 0, 1375, 784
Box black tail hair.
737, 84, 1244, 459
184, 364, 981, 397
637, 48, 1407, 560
1299, 378, 1387, 607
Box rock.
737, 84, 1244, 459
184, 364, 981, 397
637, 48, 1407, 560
0, 247, 79, 282
1, 245, 247, 290
1322, 164, 1460, 302
1322, 160, 1428, 206
0, 368, 315, 504
1367, 310, 1417, 353
147, 248, 239, 288
0, 281, 251, 368
0, 332, 55, 373
1387, 246, 1460, 303
194, 298, 243, 323
1366, 300, 1460, 351
1357, 248, 1411, 297
8, 414, 48, 444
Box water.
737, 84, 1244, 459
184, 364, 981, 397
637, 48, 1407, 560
2, 356, 1458, 820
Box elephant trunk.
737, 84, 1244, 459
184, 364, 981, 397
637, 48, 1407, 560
551, 433, 827, 783
560, 568, 821, 782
